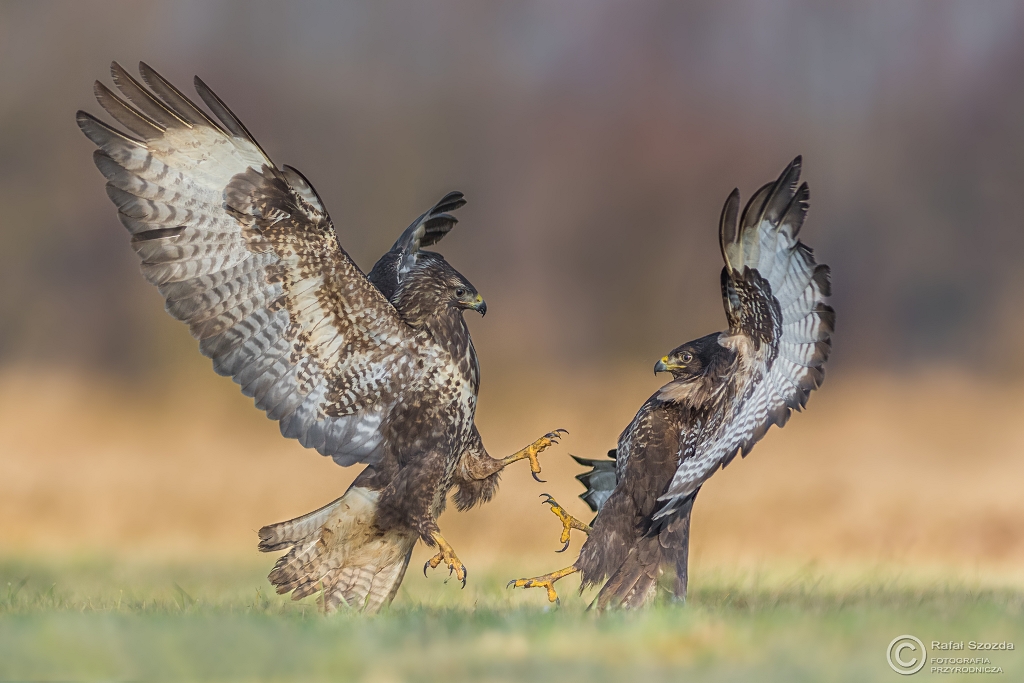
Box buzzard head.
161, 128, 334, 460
654, 332, 728, 380
393, 252, 486, 327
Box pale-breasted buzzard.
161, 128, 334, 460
77, 62, 564, 613
510, 158, 834, 608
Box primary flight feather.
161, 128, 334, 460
78, 62, 564, 613
510, 157, 834, 609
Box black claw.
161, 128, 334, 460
507, 579, 515, 589
532, 471, 546, 483
557, 428, 569, 435
448, 565, 454, 577
423, 561, 430, 577
540, 493, 556, 505
461, 567, 468, 589
556, 539, 570, 553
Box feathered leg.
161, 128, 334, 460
452, 427, 568, 509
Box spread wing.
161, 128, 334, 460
366, 191, 466, 302
656, 157, 834, 516
77, 62, 432, 467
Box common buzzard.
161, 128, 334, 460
77, 62, 564, 613
510, 158, 834, 608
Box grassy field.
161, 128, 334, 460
2, 556, 1022, 682
1, 372, 1022, 680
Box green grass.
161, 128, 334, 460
1, 556, 1022, 682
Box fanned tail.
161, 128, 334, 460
259, 486, 416, 613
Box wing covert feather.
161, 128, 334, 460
657, 158, 834, 516
79, 62, 434, 467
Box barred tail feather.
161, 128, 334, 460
258, 495, 344, 552
259, 486, 416, 613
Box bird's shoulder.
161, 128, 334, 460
616, 393, 692, 465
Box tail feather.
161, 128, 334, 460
365, 546, 414, 613
259, 486, 416, 613
258, 496, 344, 552
593, 492, 698, 610
332, 566, 374, 611
593, 536, 662, 611
572, 450, 617, 513
269, 538, 326, 598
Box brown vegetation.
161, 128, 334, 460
2, 368, 1020, 578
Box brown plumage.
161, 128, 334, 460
511, 157, 834, 610
575, 333, 727, 609
79, 62, 560, 613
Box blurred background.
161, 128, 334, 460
1, 1, 1022, 580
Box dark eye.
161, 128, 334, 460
682, 352, 694, 363
455, 288, 466, 297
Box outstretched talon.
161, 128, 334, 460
540, 493, 592, 552
507, 565, 578, 604
423, 532, 468, 588
503, 429, 568, 483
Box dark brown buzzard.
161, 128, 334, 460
77, 62, 565, 613
510, 157, 834, 609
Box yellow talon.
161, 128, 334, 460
503, 429, 568, 483
507, 566, 578, 604
423, 532, 467, 588
540, 494, 592, 552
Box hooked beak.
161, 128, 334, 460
464, 293, 487, 316
654, 356, 684, 375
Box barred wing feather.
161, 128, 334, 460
656, 157, 834, 515
78, 62, 427, 467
